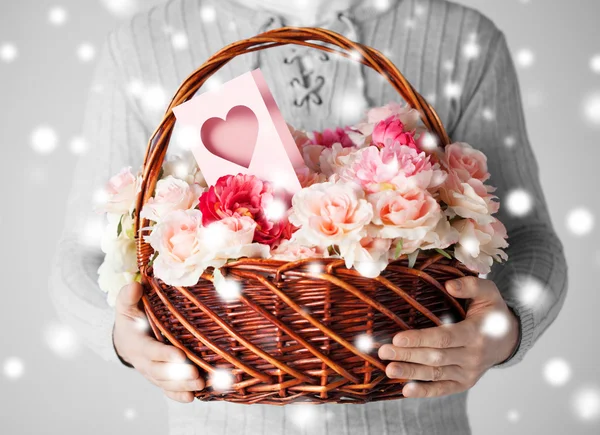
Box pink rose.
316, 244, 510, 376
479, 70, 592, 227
389, 217, 460, 257
271, 238, 329, 261
339, 235, 392, 277
439, 171, 499, 225
289, 181, 373, 246
311, 127, 355, 148
140, 176, 204, 223
372, 116, 419, 150
144, 209, 207, 286
198, 174, 293, 248
99, 167, 140, 215
300, 144, 326, 172
442, 142, 490, 183
288, 124, 312, 149
295, 166, 327, 188
452, 218, 509, 275
368, 189, 442, 240
199, 215, 271, 266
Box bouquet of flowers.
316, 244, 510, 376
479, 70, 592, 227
96, 102, 508, 306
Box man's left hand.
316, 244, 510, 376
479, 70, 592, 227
378, 276, 520, 398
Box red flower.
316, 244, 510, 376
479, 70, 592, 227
198, 174, 294, 248
311, 127, 355, 148
372, 116, 418, 150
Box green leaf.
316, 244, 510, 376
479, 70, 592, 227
134, 272, 142, 283
435, 248, 452, 259
117, 215, 123, 237
394, 239, 404, 260
147, 251, 159, 268
407, 250, 419, 268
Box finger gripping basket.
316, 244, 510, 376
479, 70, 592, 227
134, 27, 476, 405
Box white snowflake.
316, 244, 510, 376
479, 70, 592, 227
590, 54, 600, 74
204, 75, 223, 91
463, 37, 480, 60
513, 275, 545, 307
31, 126, 59, 155
583, 93, 600, 126
69, 136, 88, 155
373, 0, 391, 11
355, 334, 374, 353
515, 49, 535, 68
566, 207, 595, 236
81, 218, 106, 247
481, 311, 510, 338
215, 277, 242, 302
289, 403, 318, 429
124, 408, 137, 420
543, 358, 572, 387
100, 0, 140, 17
265, 200, 287, 221
141, 85, 168, 113
419, 132, 438, 152
572, 387, 600, 421
49, 6, 68, 26
134, 317, 150, 333
504, 135, 517, 148
0, 43, 18, 63
307, 263, 324, 274
165, 363, 195, 381
211, 369, 233, 391
3, 357, 24, 380
171, 32, 189, 51
200, 4, 216, 22
506, 188, 533, 217
44, 322, 80, 359
507, 409, 520, 423
444, 82, 462, 100
77, 43, 96, 62
414, 4, 427, 17
442, 60, 454, 72
172, 125, 199, 150
481, 107, 495, 121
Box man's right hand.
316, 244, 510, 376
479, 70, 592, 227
113, 282, 205, 403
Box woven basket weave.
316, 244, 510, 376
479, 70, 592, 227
134, 27, 476, 405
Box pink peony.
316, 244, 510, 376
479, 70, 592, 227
372, 116, 419, 150
99, 167, 140, 215
451, 218, 509, 275
140, 176, 204, 223
342, 143, 446, 193
365, 102, 421, 129
442, 142, 490, 183
368, 189, 442, 240
198, 174, 292, 248
319, 143, 358, 178
289, 180, 373, 246
311, 127, 355, 148
439, 171, 499, 225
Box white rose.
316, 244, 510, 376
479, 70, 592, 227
97, 261, 136, 307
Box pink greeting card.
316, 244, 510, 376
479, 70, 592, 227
172, 69, 305, 194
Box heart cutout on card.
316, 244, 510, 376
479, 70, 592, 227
200, 105, 259, 168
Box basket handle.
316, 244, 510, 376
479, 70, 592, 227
135, 26, 450, 269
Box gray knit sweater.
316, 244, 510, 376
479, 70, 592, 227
48, 0, 568, 434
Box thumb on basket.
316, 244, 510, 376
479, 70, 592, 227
116, 282, 145, 318
444, 276, 502, 306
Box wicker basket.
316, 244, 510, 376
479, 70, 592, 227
134, 27, 477, 405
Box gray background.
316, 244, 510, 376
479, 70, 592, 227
1, 0, 599, 434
